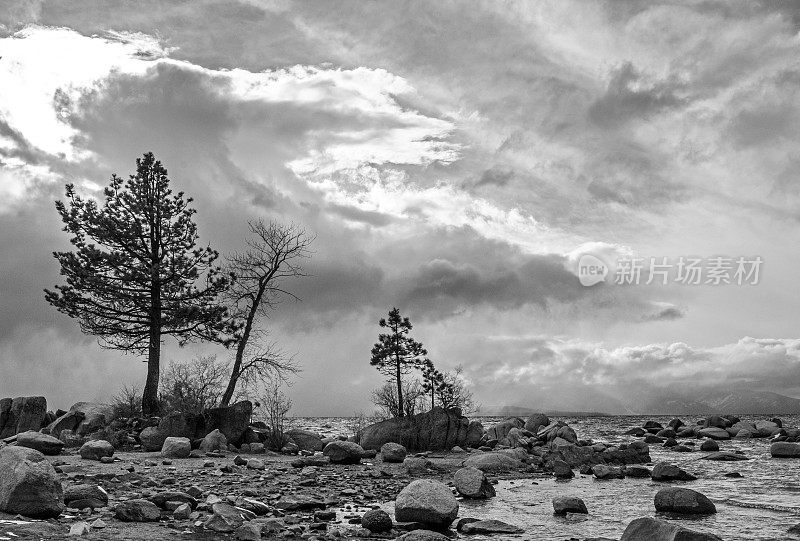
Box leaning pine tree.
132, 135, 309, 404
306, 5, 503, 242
370, 308, 428, 418
45, 153, 233, 416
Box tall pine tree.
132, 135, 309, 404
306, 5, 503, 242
45, 153, 233, 416
370, 308, 427, 418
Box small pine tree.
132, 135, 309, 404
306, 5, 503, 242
370, 308, 428, 418
45, 153, 234, 416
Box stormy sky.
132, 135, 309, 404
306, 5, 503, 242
1, 1, 800, 415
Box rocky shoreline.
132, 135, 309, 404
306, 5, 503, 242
2, 397, 800, 540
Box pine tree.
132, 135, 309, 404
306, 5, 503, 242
45, 152, 233, 416
370, 308, 428, 418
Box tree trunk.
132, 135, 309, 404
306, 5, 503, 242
220, 288, 263, 406
142, 325, 161, 416
395, 357, 404, 418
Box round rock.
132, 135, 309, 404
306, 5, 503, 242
395, 479, 458, 528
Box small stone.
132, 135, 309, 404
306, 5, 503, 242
115, 499, 161, 522
173, 503, 191, 520
361, 509, 393, 533
69, 521, 91, 536
235, 522, 262, 541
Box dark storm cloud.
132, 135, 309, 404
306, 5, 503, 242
471, 166, 515, 190
643, 305, 685, 322
326, 203, 394, 227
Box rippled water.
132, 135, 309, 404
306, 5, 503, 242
294, 415, 800, 540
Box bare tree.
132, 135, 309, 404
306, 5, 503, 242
436, 366, 479, 415
111, 384, 142, 420
220, 220, 312, 405
371, 378, 427, 419
259, 381, 292, 450
160, 355, 229, 414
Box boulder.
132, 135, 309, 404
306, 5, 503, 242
697, 427, 730, 440
552, 459, 574, 479
323, 441, 364, 464
463, 452, 522, 472
199, 429, 228, 452
624, 465, 651, 478
654, 487, 716, 514
524, 413, 550, 435
403, 456, 432, 474
552, 496, 588, 515
621, 517, 722, 541
771, 442, 800, 458
454, 466, 495, 498
704, 415, 728, 429
139, 426, 168, 452
396, 531, 450, 541
380, 442, 407, 463
70, 402, 113, 437
651, 462, 697, 481
47, 410, 85, 440
702, 451, 749, 461
79, 440, 114, 461
699, 439, 719, 452
359, 407, 477, 451
460, 520, 523, 534
15, 430, 64, 455
592, 464, 624, 479
203, 401, 252, 446
625, 427, 646, 436
395, 479, 458, 529
286, 429, 324, 452
487, 417, 525, 441
161, 437, 191, 458
156, 411, 204, 440
755, 420, 781, 437
0, 396, 48, 438
116, 499, 161, 522
64, 484, 109, 510
0, 446, 64, 518
361, 509, 393, 533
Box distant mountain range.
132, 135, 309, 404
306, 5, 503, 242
480, 390, 800, 416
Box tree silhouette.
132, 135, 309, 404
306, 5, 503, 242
45, 153, 233, 416
370, 308, 428, 418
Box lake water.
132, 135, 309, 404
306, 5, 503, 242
294, 414, 800, 540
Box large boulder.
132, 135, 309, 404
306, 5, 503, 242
755, 420, 781, 437
395, 479, 458, 528
16, 430, 64, 455
771, 442, 800, 458
524, 413, 550, 435
463, 452, 522, 472
64, 484, 109, 510
621, 517, 722, 541
79, 440, 115, 461
199, 429, 228, 452
359, 407, 476, 451
161, 437, 191, 458
487, 417, 524, 441
139, 426, 168, 451
0, 396, 47, 437
286, 428, 324, 452
454, 466, 495, 498
380, 442, 408, 463
323, 441, 363, 464
654, 487, 716, 514
697, 427, 730, 440
46, 410, 85, 440
115, 499, 161, 522
0, 446, 64, 518
203, 401, 252, 446
70, 402, 114, 436
552, 496, 588, 515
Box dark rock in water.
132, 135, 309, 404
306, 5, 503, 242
0, 446, 64, 518
644, 434, 665, 444
381, 442, 407, 463
668, 418, 684, 430
702, 451, 748, 461
395, 479, 458, 528
463, 452, 522, 472
454, 466, 495, 498
79, 439, 114, 461
552, 496, 587, 515
724, 471, 742, 478
651, 462, 697, 481
203, 401, 252, 446
396, 531, 450, 541
286, 428, 324, 452
15, 430, 64, 455
323, 441, 363, 464
625, 427, 646, 436
700, 439, 719, 452
524, 413, 550, 435
359, 407, 481, 451
65, 484, 108, 509
673, 445, 692, 452
642, 420, 663, 433
771, 442, 800, 458
115, 499, 161, 522
361, 509, 393, 533
621, 516, 721, 540
654, 487, 716, 515
788, 523, 800, 534
663, 438, 678, 447
656, 428, 676, 438
461, 519, 523, 534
